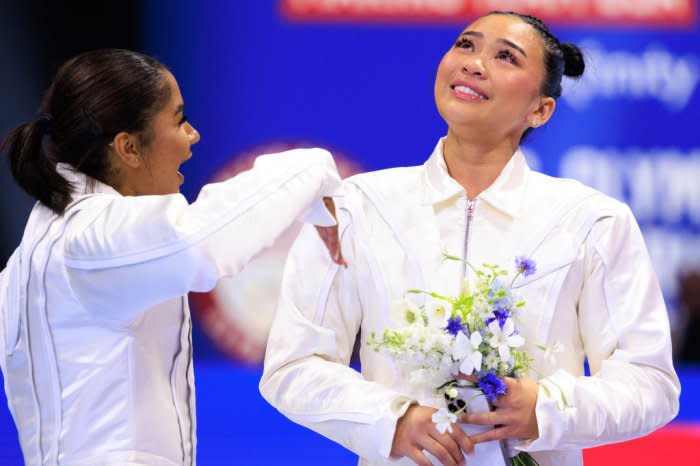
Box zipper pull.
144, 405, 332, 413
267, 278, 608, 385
466, 199, 476, 219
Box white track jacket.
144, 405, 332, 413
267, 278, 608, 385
260, 139, 680, 466
0, 148, 341, 466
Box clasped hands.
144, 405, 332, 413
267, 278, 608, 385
390, 376, 540, 466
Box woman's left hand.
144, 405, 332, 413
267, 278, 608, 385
458, 376, 539, 444
315, 197, 347, 267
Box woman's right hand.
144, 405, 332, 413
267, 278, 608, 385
314, 197, 346, 267
391, 405, 474, 466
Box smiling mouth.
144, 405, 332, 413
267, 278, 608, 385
451, 85, 488, 100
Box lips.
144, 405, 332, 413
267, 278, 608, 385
450, 83, 489, 101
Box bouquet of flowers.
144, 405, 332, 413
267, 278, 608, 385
368, 255, 564, 466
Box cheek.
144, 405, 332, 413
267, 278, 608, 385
499, 75, 540, 104
435, 53, 455, 85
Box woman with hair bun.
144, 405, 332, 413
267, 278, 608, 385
0, 48, 344, 466
261, 11, 680, 466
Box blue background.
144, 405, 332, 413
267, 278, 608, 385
1, 1, 700, 464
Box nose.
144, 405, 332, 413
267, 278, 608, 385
462, 54, 486, 77
186, 123, 200, 145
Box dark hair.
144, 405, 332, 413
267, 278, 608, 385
488, 11, 585, 140
0, 49, 171, 214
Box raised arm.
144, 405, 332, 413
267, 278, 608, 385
64, 148, 341, 323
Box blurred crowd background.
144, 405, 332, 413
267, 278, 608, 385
1, 1, 699, 464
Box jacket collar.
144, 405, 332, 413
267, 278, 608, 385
56, 163, 121, 197
421, 138, 529, 219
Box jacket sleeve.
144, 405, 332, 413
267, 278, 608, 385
522, 204, 680, 451
63, 148, 342, 324
259, 217, 415, 463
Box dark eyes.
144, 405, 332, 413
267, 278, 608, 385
455, 38, 473, 49
454, 37, 518, 65
178, 114, 188, 126
496, 49, 517, 64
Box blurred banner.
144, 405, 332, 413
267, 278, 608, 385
144, 0, 700, 365
281, 0, 695, 25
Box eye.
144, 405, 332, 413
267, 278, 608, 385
455, 38, 473, 50
178, 114, 188, 126
496, 49, 517, 64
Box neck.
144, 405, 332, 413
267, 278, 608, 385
442, 129, 519, 200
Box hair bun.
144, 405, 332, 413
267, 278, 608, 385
561, 43, 585, 78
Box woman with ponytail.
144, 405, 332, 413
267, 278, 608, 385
261, 11, 680, 466
0, 49, 344, 466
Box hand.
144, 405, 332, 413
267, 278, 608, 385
314, 197, 347, 267
458, 376, 539, 444
391, 405, 474, 466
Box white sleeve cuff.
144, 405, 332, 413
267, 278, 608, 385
517, 370, 576, 452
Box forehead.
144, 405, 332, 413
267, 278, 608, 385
162, 71, 183, 107
463, 14, 545, 57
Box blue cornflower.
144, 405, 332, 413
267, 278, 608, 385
478, 373, 507, 403
515, 256, 537, 278
485, 308, 510, 329
444, 316, 465, 336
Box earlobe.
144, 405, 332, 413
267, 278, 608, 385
529, 97, 556, 128
111, 132, 143, 168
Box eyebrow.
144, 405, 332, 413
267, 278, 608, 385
174, 103, 184, 117
459, 31, 528, 58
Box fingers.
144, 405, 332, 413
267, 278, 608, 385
449, 425, 475, 457
322, 196, 336, 216
317, 197, 346, 266
428, 429, 465, 466
458, 411, 501, 426
406, 448, 434, 466
314, 225, 347, 267
420, 435, 460, 466
469, 426, 511, 444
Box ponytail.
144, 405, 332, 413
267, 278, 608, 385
2, 49, 170, 215
1, 116, 73, 214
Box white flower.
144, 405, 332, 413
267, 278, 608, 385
390, 298, 420, 327
453, 331, 483, 375
543, 342, 564, 364
425, 300, 451, 327
487, 318, 525, 362
432, 408, 457, 434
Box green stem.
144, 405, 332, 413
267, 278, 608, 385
442, 253, 480, 276
509, 269, 523, 288
405, 288, 451, 301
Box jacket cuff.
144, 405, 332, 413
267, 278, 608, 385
517, 370, 577, 452
377, 398, 417, 461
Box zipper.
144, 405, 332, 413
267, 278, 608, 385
462, 198, 476, 277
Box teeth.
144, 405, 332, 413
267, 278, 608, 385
454, 85, 486, 100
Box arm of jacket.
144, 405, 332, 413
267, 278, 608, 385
521, 203, 681, 451
63, 148, 342, 324
259, 219, 415, 462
